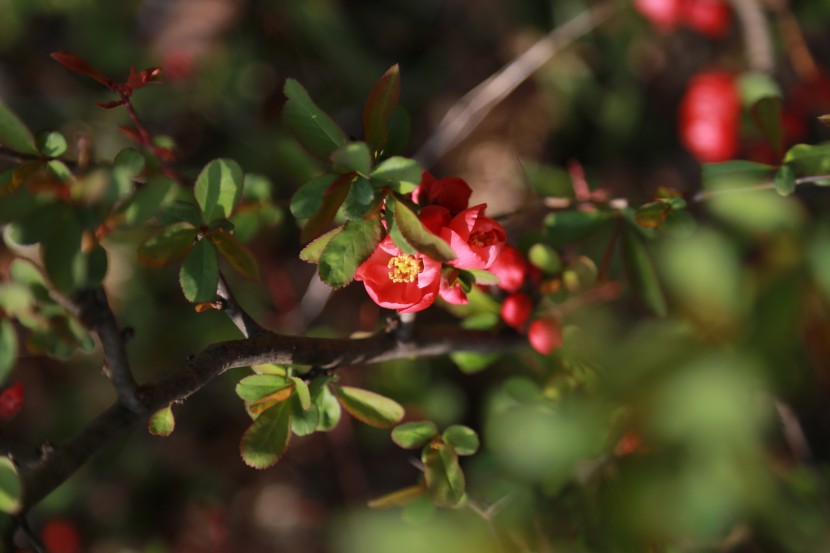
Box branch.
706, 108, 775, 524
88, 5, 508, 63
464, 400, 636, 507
414, 1, 618, 168
216, 274, 267, 339
728, 0, 775, 74
19, 324, 525, 510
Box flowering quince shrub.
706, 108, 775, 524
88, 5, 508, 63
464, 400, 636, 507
2, 10, 830, 547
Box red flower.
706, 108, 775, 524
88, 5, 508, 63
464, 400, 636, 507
442, 204, 506, 270
0, 382, 24, 421
679, 71, 740, 162
683, 0, 731, 38
489, 245, 528, 292
354, 237, 441, 313
439, 271, 469, 305
634, 0, 683, 32
528, 319, 562, 355
500, 293, 533, 329
412, 172, 472, 215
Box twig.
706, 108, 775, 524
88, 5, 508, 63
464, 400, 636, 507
728, 0, 775, 74
0, 145, 78, 169
764, 0, 818, 81
74, 288, 142, 413
216, 274, 267, 339
15, 516, 45, 553
414, 1, 618, 168
18, 324, 525, 510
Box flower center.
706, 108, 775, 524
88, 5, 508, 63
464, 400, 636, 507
387, 254, 424, 283
469, 230, 498, 248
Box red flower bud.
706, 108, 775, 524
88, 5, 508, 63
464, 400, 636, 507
500, 293, 533, 329
683, 0, 731, 38
490, 245, 528, 293
634, 0, 683, 32
0, 382, 24, 421
412, 172, 472, 215
528, 319, 563, 355
679, 71, 740, 162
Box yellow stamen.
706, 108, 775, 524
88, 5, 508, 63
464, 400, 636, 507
387, 254, 424, 283
469, 230, 498, 247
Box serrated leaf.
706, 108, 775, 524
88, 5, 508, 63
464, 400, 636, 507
36, 131, 67, 157
291, 392, 320, 436
283, 79, 348, 160
300, 174, 353, 243
384, 198, 417, 255
423, 443, 465, 508
209, 228, 259, 280
179, 238, 219, 303
157, 200, 203, 226
0, 457, 21, 514
138, 222, 197, 268
299, 226, 343, 264
148, 405, 175, 436
120, 177, 177, 226
318, 218, 384, 288
342, 177, 375, 220
331, 142, 372, 176
248, 387, 294, 416
442, 425, 479, 456
240, 400, 292, 469
774, 164, 796, 196
368, 484, 425, 509
370, 157, 422, 193
751, 96, 784, 156
0, 321, 17, 385
194, 158, 244, 223
621, 223, 667, 317
315, 379, 341, 431
332, 385, 404, 428
290, 174, 337, 220
364, 64, 400, 154
388, 196, 455, 262
236, 374, 292, 401
392, 421, 438, 449
289, 376, 311, 410
0, 98, 36, 155
634, 201, 671, 229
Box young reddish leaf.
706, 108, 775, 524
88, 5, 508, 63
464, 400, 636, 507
96, 100, 127, 110
194, 158, 244, 224
51, 51, 113, 87
179, 238, 219, 303
0, 321, 17, 385
318, 218, 384, 288
209, 228, 260, 280
240, 399, 292, 469
368, 484, 425, 509
283, 79, 348, 160
423, 442, 465, 508
148, 404, 175, 436
634, 201, 671, 229
0, 382, 24, 421
332, 385, 404, 428
0, 98, 37, 155
194, 301, 220, 313
621, 223, 667, 317
138, 222, 197, 268
392, 421, 438, 449
389, 196, 456, 262
299, 226, 343, 264
751, 96, 784, 157
0, 456, 21, 514
300, 174, 353, 243
363, 64, 400, 154
126, 67, 162, 90
442, 425, 479, 456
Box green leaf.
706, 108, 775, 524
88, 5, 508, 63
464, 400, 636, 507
385, 106, 411, 157
634, 201, 671, 229
209, 228, 259, 280
370, 157, 422, 194
283, 79, 348, 160
236, 374, 291, 402
120, 177, 177, 226
194, 158, 244, 223
290, 174, 338, 220
289, 376, 311, 410
368, 484, 425, 509
0, 321, 17, 385
318, 218, 384, 288
148, 405, 175, 436
342, 177, 375, 220
528, 243, 562, 274
784, 142, 830, 175
751, 96, 784, 156
179, 238, 219, 303
0, 98, 36, 155
364, 64, 401, 154
157, 199, 203, 227
701, 160, 777, 191
36, 131, 67, 157
138, 222, 197, 268
543, 210, 612, 245
291, 393, 320, 436
114, 147, 146, 177
664, 209, 697, 238
0, 457, 21, 514
423, 443, 465, 508
449, 352, 499, 374
389, 196, 455, 262
466, 269, 500, 286
240, 399, 293, 469
621, 223, 667, 317
315, 380, 342, 431
392, 421, 438, 449
299, 226, 342, 264
41, 210, 84, 291
460, 312, 500, 330
332, 385, 404, 428
384, 198, 417, 255
300, 174, 353, 243
774, 164, 796, 197
331, 142, 372, 176
442, 425, 479, 456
